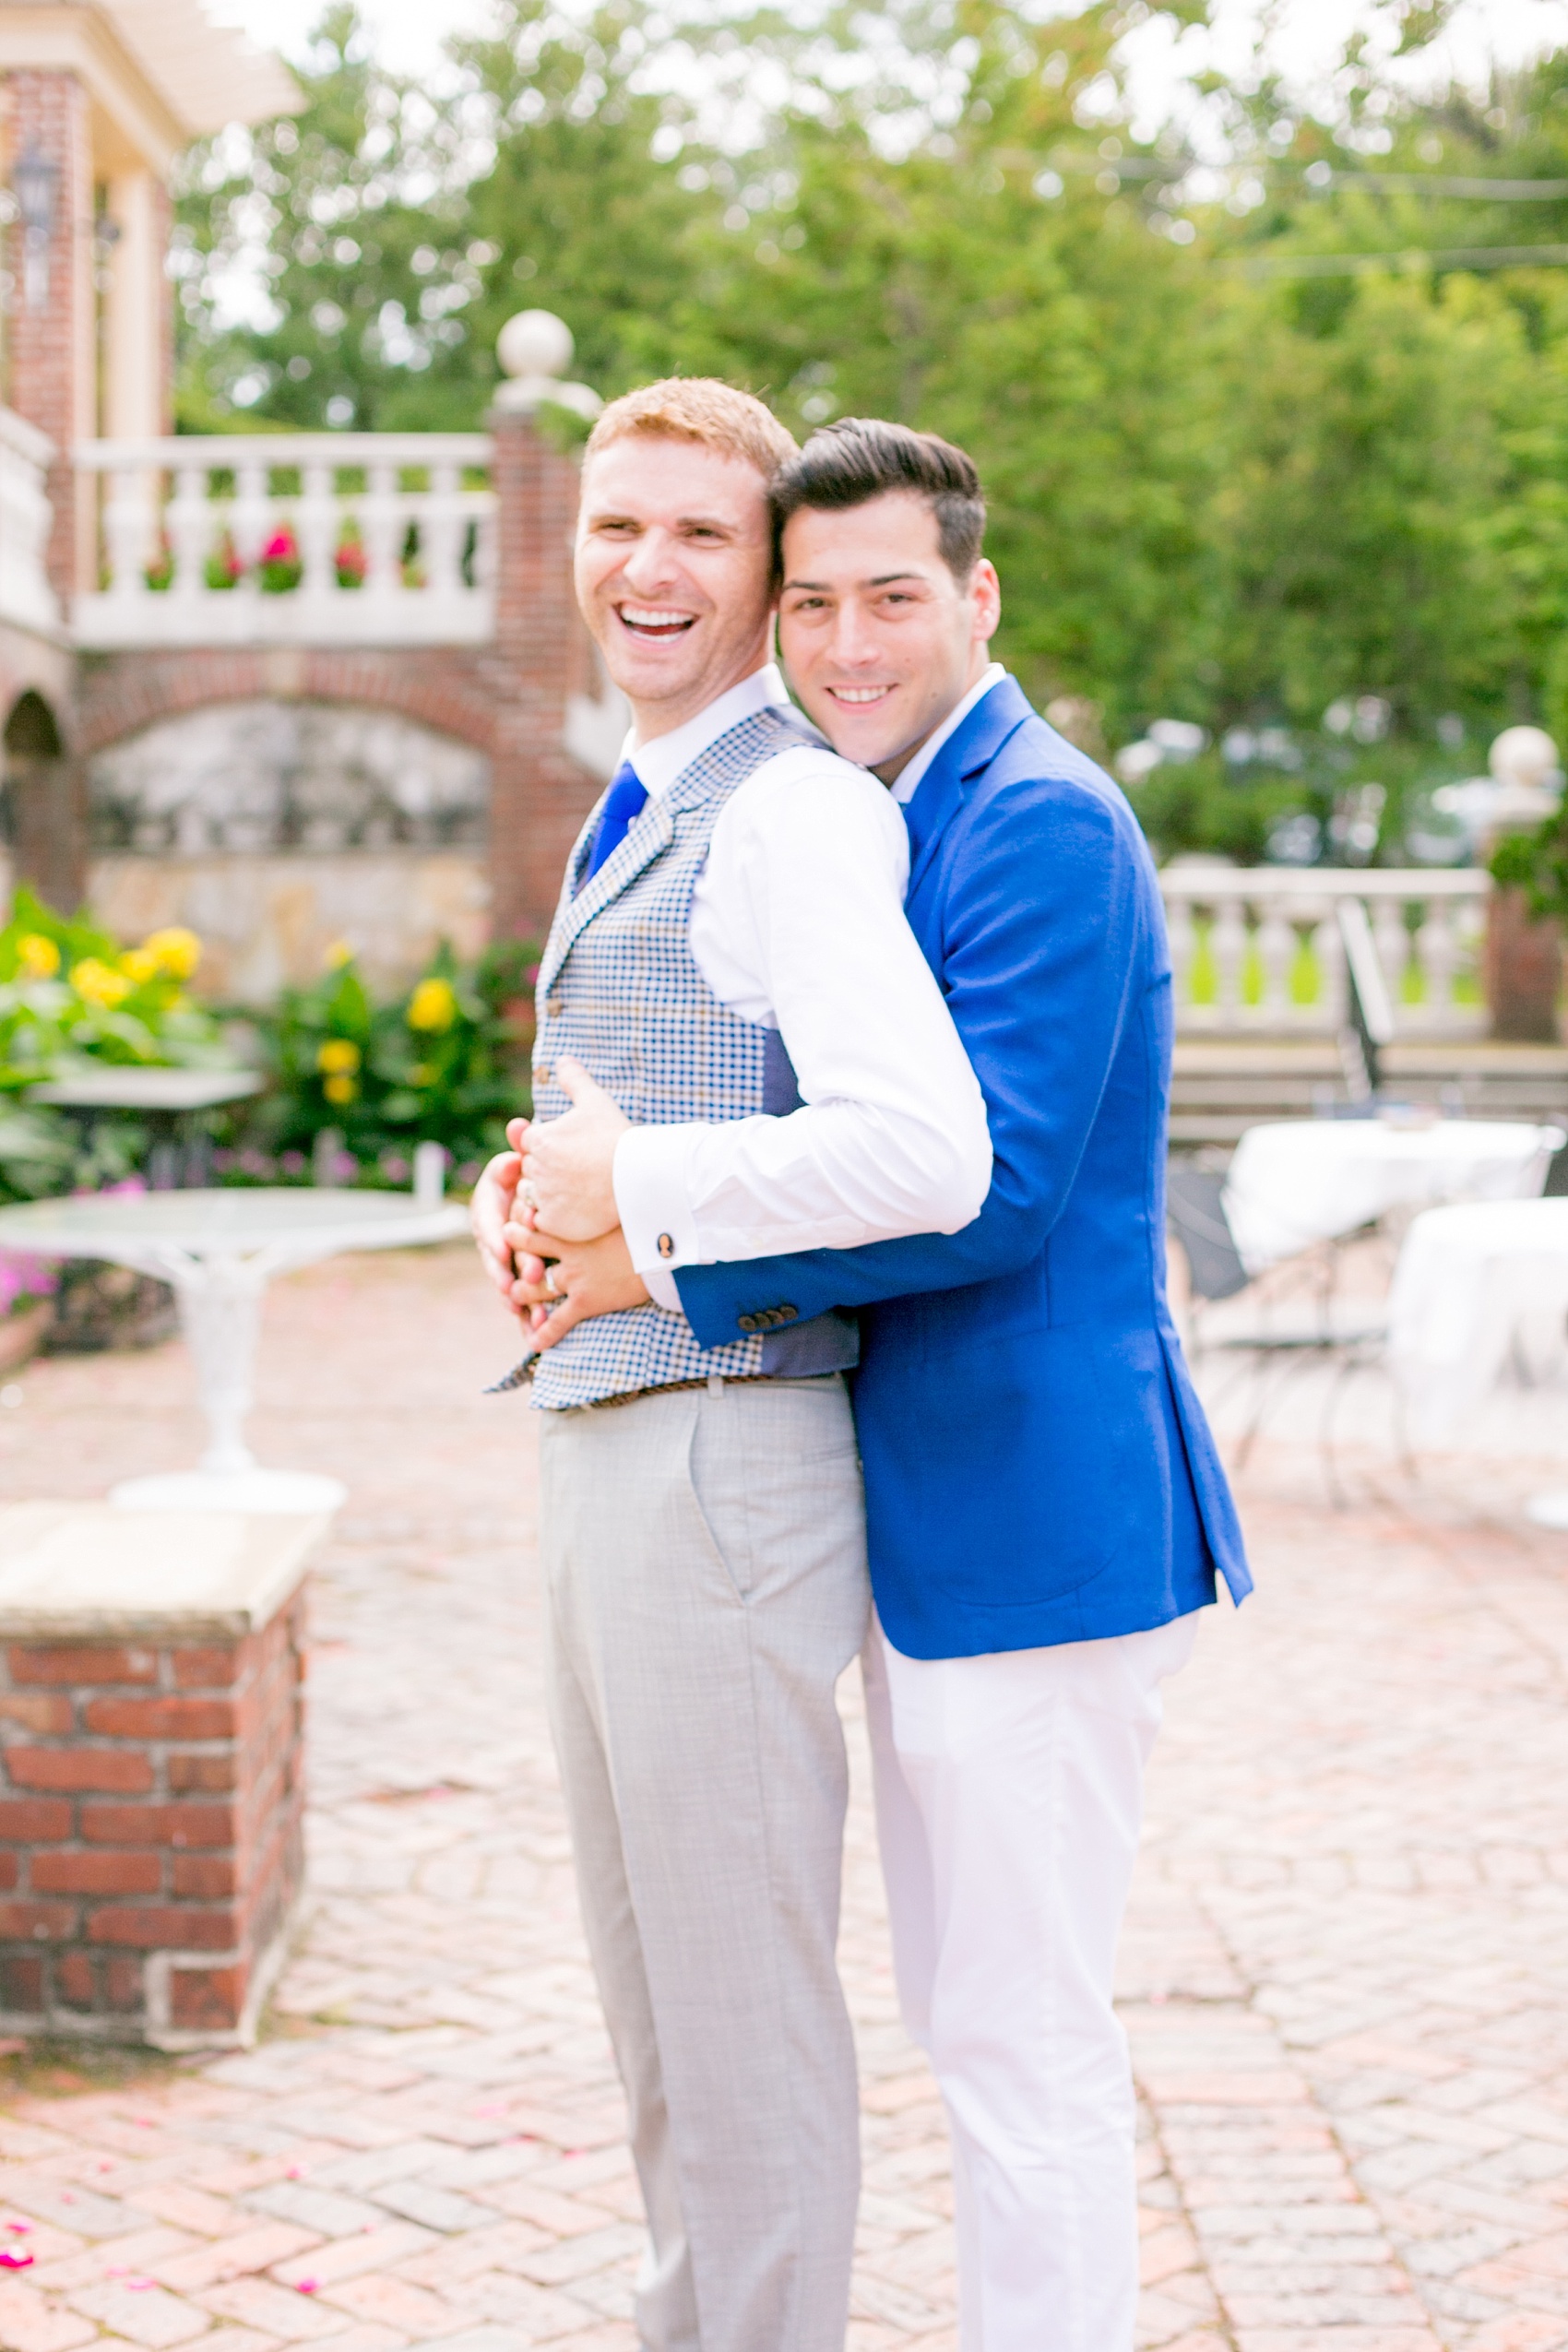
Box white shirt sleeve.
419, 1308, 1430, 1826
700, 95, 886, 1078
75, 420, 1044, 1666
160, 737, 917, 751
612, 745, 992, 1277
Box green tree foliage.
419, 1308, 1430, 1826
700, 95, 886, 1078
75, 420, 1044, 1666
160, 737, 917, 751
172, 0, 713, 429
173, 0, 1568, 852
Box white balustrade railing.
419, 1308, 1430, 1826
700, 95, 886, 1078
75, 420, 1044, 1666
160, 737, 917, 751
1159, 864, 1491, 1037
72, 434, 495, 648
0, 407, 61, 638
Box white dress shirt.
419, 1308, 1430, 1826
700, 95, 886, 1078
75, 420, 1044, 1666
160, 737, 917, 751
609, 664, 992, 1305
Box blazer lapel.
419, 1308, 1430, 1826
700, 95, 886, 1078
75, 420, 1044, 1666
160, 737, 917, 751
903, 676, 1035, 904
537, 794, 676, 997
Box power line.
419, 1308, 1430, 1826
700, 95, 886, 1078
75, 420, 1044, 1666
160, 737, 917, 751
1230, 242, 1568, 277
1323, 172, 1568, 197
1031, 152, 1568, 201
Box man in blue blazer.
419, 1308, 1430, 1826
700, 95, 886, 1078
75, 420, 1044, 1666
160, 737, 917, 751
497, 419, 1250, 2351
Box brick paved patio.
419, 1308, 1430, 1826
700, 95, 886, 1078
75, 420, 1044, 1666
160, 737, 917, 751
0, 1243, 1566, 2351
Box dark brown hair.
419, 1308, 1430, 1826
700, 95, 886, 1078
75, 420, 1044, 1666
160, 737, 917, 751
771, 418, 986, 579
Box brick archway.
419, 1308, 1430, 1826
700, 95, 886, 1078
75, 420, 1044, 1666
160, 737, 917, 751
3, 685, 84, 910
74, 647, 496, 762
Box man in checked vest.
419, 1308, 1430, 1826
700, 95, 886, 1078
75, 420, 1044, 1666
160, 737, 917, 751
479, 410, 1252, 2352
481, 382, 992, 2351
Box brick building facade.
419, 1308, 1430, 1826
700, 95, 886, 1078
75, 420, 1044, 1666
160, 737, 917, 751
3, 6, 609, 971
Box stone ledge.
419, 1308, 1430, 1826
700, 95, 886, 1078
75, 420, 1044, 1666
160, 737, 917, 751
0, 1506, 325, 1642
1175, 1039, 1568, 1073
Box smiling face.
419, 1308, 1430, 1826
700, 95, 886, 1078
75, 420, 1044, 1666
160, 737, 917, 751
777, 492, 1001, 782
574, 435, 778, 740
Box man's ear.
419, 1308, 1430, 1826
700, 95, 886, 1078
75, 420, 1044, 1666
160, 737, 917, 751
972, 558, 1002, 644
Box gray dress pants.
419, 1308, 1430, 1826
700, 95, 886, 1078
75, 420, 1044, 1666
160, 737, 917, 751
537, 1373, 871, 2352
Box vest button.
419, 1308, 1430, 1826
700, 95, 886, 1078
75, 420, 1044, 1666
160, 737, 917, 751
547, 995, 564, 1017
776, 1303, 799, 1324
737, 1314, 760, 1334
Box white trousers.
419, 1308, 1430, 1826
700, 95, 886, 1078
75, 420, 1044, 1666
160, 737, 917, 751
862, 1610, 1198, 2352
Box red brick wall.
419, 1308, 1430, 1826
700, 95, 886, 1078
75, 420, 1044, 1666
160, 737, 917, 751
5, 71, 92, 600
485, 412, 603, 939
0, 1590, 307, 2044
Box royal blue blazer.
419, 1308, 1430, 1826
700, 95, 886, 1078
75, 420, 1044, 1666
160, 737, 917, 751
675, 675, 1252, 1659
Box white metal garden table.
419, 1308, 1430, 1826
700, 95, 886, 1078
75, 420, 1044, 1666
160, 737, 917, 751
1386, 1196, 1568, 1529
26, 1066, 265, 1190
0, 1187, 469, 1513
1223, 1116, 1564, 1275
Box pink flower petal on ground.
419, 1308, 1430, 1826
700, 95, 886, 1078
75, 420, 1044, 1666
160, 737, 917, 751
125, 2277, 155, 2291
295, 2279, 320, 2295
0, 2251, 35, 2270
6, 2221, 31, 2234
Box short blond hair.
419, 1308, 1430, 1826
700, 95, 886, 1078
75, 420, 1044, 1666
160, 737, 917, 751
586, 377, 798, 482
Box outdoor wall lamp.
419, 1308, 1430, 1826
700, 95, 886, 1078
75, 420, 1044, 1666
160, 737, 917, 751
11, 143, 61, 311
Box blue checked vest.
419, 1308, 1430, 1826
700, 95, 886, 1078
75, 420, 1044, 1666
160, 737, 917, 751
528, 706, 861, 1410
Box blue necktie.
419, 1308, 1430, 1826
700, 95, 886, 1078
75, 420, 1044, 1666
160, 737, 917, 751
582, 761, 648, 885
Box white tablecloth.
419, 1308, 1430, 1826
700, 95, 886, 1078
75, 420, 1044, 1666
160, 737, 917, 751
1223, 1119, 1562, 1274
1389, 1197, 1568, 1444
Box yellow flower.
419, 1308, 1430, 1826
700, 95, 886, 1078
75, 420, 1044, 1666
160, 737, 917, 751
120, 948, 159, 986
325, 940, 354, 970
323, 1073, 358, 1106
16, 933, 59, 980
70, 957, 131, 1009
316, 1038, 362, 1076
143, 927, 201, 980
408, 976, 457, 1033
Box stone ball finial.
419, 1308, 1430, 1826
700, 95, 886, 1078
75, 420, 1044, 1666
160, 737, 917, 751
1490, 723, 1562, 793
491, 310, 602, 421
497, 309, 575, 383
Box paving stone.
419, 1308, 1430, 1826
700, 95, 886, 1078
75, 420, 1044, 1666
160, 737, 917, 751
313, 2276, 468, 2337
427, 2330, 579, 2352
242, 2186, 383, 2240
271, 2226, 435, 2292
359, 2183, 496, 2235
4, 1250, 1568, 2346
62, 2283, 212, 2347
0, 2286, 102, 2352
5, 2185, 141, 2239
193, 2278, 350, 2340
438, 2270, 593, 2335
153, 2224, 321, 2295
